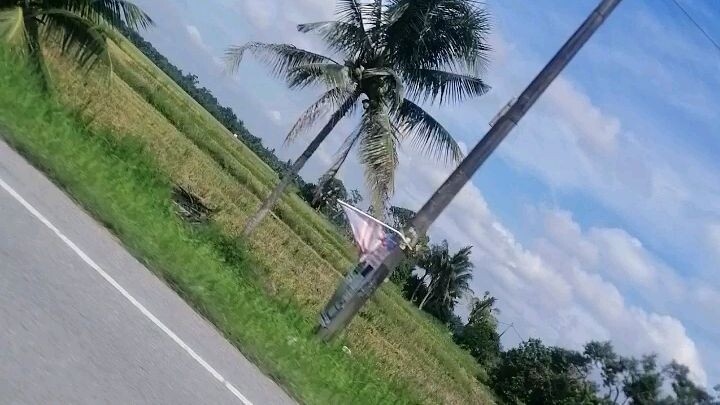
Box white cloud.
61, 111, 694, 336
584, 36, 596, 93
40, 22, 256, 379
536, 208, 710, 384
705, 223, 720, 262
392, 157, 708, 385
540, 209, 598, 265
240, 0, 278, 30
543, 78, 621, 156
498, 76, 652, 197
185, 25, 206, 49
267, 110, 282, 124
589, 228, 660, 287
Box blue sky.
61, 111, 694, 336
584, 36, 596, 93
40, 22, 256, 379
133, 0, 720, 386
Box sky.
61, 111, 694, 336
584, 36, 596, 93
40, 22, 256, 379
131, 0, 720, 387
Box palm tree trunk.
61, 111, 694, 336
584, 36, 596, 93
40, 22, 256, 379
409, 272, 428, 303
418, 289, 432, 310
241, 102, 350, 237
418, 279, 437, 310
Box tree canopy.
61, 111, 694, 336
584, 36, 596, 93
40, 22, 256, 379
226, 0, 491, 209
0, 0, 151, 85
299, 175, 362, 231
454, 292, 502, 367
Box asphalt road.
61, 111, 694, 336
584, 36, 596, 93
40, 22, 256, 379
0, 139, 295, 405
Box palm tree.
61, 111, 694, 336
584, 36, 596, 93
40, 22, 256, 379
418, 242, 474, 313
408, 239, 446, 303
0, 0, 152, 85
226, 0, 491, 236
467, 291, 499, 323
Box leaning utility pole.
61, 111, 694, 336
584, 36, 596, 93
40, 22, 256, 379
316, 0, 623, 340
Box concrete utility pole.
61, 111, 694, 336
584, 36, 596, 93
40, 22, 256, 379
316, 0, 623, 340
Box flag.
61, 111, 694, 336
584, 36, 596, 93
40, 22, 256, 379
340, 203, 384, 258
338, 201, 405, 268
318, 202, 405, 329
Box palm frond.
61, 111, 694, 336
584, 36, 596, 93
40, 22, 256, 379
287, 63, 351, 90
404, 68, 489, 104
384, 1, 409, 25
358, 105, 399, 210
23, 11, 54, 88
454, 245, 473, 262
335, 0, 368, 35
453, 271, 474, 283
393, 98, 463, 163
421, 242, 475, 306
224, 42, 339, 76
94, 0, 152, 29
366, 0, 386, 46
285, 86, 359, 143
53, 0, 153, 30
372, 0, 382, 30
384, 0, 491, 71
451, 273, 474, 298
336, 0, 377, 55
0, 6, 27, 49
37, 9, 112, 71
297, 20, 368, 55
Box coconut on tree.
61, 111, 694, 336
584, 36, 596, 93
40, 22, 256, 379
226, 0, 491, 236
0, 0, 152, 85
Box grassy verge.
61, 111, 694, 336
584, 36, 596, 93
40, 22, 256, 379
0, 47, 419, 404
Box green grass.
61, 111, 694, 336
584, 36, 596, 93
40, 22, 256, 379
1, 32, 495, 404
0, 47, 420, 404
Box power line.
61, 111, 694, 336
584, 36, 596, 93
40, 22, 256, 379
668, 0, 720, 53
498, 320, 525, 343
510, 325, 524, 343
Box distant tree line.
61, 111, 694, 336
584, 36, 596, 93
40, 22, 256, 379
378, 204, 720, 404
490, 338, 720, 404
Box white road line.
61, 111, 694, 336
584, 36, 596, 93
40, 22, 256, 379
0, 177, 253, 405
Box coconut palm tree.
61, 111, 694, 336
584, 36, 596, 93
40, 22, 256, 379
418, 242, 474, 313
226, 0, 491, 236
0, 0, 152, 85
408, 239, 446, 303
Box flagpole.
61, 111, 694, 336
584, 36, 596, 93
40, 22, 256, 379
315, 0, 622, 340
